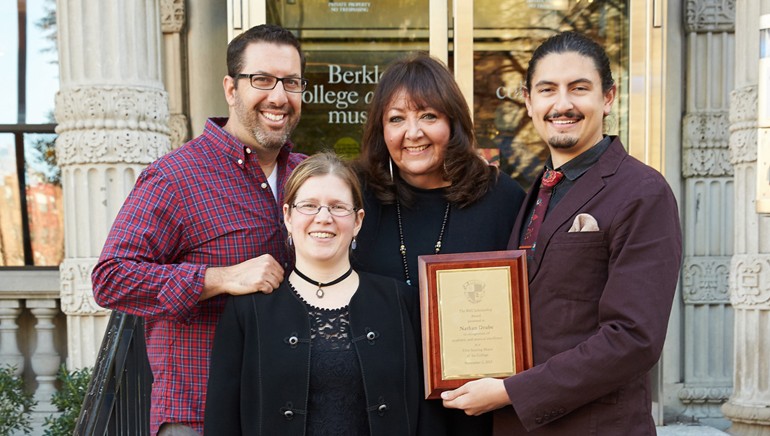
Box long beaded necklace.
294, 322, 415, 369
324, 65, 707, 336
396, 200, 450, 286
293, 266, 353, 298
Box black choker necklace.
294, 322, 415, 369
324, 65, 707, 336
293, 266, 353, 298
396, 200, 450, 286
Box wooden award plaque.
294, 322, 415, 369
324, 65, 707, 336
417, 250, 532, 399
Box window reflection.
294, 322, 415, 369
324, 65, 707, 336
0, 134, 24, 266
1, 0, 60, 267
472, 0, 628, 189
267, 0, 628, 191
25, 133, 62, 266
294, 51, 406, 157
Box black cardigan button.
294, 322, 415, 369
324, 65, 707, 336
284, 410, 294, 420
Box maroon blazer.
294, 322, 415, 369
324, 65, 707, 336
494, 137, 682, 435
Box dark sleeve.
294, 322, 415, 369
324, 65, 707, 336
204, 296, 244, 435
506, 176, 682, 430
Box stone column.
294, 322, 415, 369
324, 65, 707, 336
55, 0, 170, 369
161, 0, 190, 150
722, 0, 770, 434
677, 0, 735, 428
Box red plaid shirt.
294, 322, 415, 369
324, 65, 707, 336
92, 118, 305, 435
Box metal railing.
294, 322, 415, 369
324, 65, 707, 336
74, 311, 152, 435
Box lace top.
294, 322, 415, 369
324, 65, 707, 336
292, 286, 369, 436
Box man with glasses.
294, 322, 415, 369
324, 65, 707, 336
92, 24, 307, 436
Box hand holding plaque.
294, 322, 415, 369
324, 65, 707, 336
418, 250, 533, 399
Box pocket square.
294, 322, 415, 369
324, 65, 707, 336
569, 213, 600, 232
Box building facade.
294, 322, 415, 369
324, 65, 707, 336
1, 0, 768, 433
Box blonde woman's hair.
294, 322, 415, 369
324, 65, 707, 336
284, 151, 363, 210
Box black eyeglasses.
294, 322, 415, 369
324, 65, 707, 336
292, 202, 357, 217
234, 73, 308, 93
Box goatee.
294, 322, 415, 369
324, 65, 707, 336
548, 135, 579, 149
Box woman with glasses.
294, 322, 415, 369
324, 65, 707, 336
204, 152, 439, 435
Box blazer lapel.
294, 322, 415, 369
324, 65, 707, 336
508, 180, 539, 249
528, 138, 627, 280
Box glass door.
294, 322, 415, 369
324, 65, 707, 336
230, 0, 652, 189
464, 0, 628, 187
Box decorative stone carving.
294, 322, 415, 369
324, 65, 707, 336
683, 257, 731, 304
55, 86, 171, 165
679, 386, 733, 422
683, 112, 732, 177
679, 386, 732, 405
161, 0, 185, 33
60, 258, 109, 316
685, 0, 736, 33
683, 148, 732, 177
169, 113, 190, 150
729, 85, 758, 165
730, 254, 770, 308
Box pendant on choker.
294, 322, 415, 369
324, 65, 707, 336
293, 266, 353, 298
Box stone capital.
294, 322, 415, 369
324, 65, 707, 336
55, 86, 171, 166
161, 0, 186, 33
685, 0, 736, 33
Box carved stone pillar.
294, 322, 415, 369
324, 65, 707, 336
722, 0, 770, 429
161, 0, 190, 149
55, 0, 170, 369
723, 84, 770, 435
678, 0, 735, 428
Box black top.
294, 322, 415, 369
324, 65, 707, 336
291, 288, 369, 436
352, 173, 525, 436
354, 174, 526, 287
204, 271, 444, 436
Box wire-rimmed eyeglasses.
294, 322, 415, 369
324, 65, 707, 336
292, 202, 357, 217
233, 73, 308, 93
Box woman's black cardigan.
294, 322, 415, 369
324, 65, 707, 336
204, 271, 444, 435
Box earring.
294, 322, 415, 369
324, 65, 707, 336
351, 237, 357, 250
287, 234, 293, 247
389, 157, 394, 182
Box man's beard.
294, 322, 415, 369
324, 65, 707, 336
254, 124, 293, 151
234, 95, 300, 151
544, 110, 582, 150
548, 135, 579, 149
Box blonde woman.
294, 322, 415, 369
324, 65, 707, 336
205, 152, 440, 435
